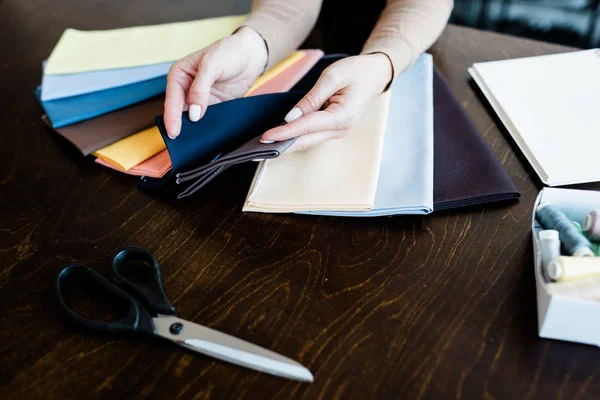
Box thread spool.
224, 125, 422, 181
583, 210, 600, 241
536, 204, 594, 257
547, 256, 600, 282
539, 230, 561, 282
574, 216, 600, 255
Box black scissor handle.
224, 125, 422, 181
56, 264, 156, 336
111, 246, 177, 316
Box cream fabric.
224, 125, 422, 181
243, 89, 391, 213
45, 15, 247, 75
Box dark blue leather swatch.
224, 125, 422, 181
35, 75, 167, 128
156, 91, 304, 175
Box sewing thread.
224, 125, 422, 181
536, 204, 594, 257
547, 256, 600, 282
573, 218, 600, 255
539, 230, 561, 282
583, 210, 600, 241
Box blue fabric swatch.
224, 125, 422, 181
40, 60, 172, 101
35, 75, 167, 128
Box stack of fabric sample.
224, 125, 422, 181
35, 15, 324, 180
153, 53, 520, 215
37, 16, 521, 216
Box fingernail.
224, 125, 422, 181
167, 131, 179, 139
284, 107, 302, 123
189, 104, 202, 122
260, 139, 274, 144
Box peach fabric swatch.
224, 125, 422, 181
246, 49, 324, 96
244, 51, 305, 96
95, 149, 172, 178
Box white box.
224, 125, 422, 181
533, 187, 600, 346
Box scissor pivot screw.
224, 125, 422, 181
170, 322, 184, 335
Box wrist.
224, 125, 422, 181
235, 26, 269, 74
364, 52, 394, 92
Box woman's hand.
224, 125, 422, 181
260, 53, 393, 153
164, 26, 268, 139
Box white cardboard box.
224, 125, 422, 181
533, 187, 600, 346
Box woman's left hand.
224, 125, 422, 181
260, 53, 393, 153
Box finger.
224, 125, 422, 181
186, 57, 220, 122
283, 67, 344, 123
285, 129, 349, 154
261, 103, 350, 142
164, 66, 193, 139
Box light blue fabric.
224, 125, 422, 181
298, 53, 434, 217
40, 60, 172, 101
35, 75, 167, 128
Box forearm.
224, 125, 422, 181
361, 0, 454, 82
242, 0, 323, 70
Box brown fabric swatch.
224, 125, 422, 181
433, 67, 520, 210
41, 95, 164, 155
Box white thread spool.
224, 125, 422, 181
582, 210, 600, 241
539, 230, 561, 282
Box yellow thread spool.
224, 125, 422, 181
548, 256, 600, 282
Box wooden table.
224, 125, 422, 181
1, 1, 599, 399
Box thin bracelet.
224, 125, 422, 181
363, 51, 395, 92
232, 25, 270, 75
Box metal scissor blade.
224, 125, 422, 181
153, 316, 313, 382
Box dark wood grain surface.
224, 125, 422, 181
1, 1, 600, 399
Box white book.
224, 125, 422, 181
468, 49, 600, 186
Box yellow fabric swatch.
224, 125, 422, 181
45, 15, 247, 75
244, 51, 305, 96
93, 126, 165, 170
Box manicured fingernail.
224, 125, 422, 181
260, 139, 274, 144
167, 130, 179, 139
284, 107, 302, 123
189, 104, 201, 122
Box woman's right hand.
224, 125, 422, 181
163, 26, 268, 139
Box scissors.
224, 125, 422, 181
55, 246, 313, 382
